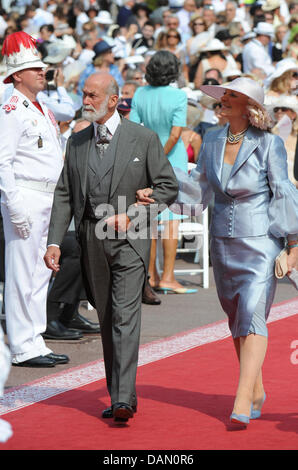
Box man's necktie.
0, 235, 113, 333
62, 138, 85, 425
96, 124, 111, 158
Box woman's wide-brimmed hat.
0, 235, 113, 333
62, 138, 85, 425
265, 94, 298, 117
264, 58, 298, 88
1, 31, 46, 84
200, 38, 228, 52
200, 77, 265, 111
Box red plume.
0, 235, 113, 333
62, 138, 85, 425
2, 31, 37, 57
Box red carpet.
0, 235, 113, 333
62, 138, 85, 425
1, 310, 298, 450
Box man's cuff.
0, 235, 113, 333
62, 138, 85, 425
47, 244, 60, 248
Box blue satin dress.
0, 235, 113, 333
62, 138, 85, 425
174, 125, 298, 338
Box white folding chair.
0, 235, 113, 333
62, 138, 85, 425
174, 208, 209, 288
156, 161, 209, 288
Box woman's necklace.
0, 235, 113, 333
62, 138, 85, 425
227, 126, 248, 144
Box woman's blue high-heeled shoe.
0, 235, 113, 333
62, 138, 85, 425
230, 413, 250, 426
250, 393, 266, 419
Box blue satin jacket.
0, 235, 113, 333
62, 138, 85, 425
176, 124, 298, 239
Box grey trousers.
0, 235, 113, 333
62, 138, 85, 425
80, 219, 145, 407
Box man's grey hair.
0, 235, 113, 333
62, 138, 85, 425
107, 79, 119, 97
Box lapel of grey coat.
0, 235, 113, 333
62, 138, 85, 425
75, 124, 94, 197
109, 118, 137, 199
229, 126, 259, 180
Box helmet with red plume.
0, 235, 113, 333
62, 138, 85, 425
1, 31, 46, 84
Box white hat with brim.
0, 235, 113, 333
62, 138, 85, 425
43, 42, 72, 64
222, 68, 242, 79
200, 38, 228, 52
253, 22, 275, 38
200, 77, 266, 111
241, 31, 256, 42
94, 11, 114, 25
264, 58, 298, 87
265, 94, 298, 117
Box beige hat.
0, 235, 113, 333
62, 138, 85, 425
2, 31, 46, 84
261, 0, 281, 11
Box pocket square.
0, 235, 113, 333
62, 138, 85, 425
133, 157, 140, 162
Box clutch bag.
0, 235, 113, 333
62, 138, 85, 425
275, 248, 288, 279
275, 249, 298, 290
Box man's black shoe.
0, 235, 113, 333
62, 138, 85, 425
43, 320, 83, 340
102, 404, 137, 419
46, 353, 69, 364
62, 312, 100, 334
12, 355, 56, 368
142, 281, 161, 305
113, 403, 134, 422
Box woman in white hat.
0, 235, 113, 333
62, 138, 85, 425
136, 77, 298, 426
264, 58, 298, 96
193, 38, 238, 89
267, 94, 298, 186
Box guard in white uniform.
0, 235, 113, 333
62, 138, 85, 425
0, 31, 68, 367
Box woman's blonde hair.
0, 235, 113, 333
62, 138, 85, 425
270, 70, 294, 94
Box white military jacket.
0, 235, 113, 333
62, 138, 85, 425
0, 88, 63, 215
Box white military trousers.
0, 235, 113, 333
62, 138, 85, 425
1, 187, 54, 363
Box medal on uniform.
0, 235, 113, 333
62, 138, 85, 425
38, 136, 43, 148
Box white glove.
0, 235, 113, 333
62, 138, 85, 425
10, 212, 33, 239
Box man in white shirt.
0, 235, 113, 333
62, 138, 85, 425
242, 22, 275, 77
176, 0, 197, 38
0, 32, 67, 367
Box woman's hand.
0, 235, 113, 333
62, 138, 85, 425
136, 188, 154, 205
287, 246, 298, 273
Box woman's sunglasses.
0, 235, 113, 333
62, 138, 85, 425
273, 107, 290, 113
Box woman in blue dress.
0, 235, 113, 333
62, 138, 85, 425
130, 50, 197, 294
136, 78, 298, 427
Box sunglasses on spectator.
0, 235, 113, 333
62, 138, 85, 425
167, 34, 179, 38
194, 22, 204, 26
273, 107, 290, 113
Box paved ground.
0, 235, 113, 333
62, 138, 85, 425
3, 255, 296, 390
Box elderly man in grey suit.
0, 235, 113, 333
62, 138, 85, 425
44, 73, 178, 423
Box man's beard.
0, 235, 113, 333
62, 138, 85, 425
82, 96, 109, 122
